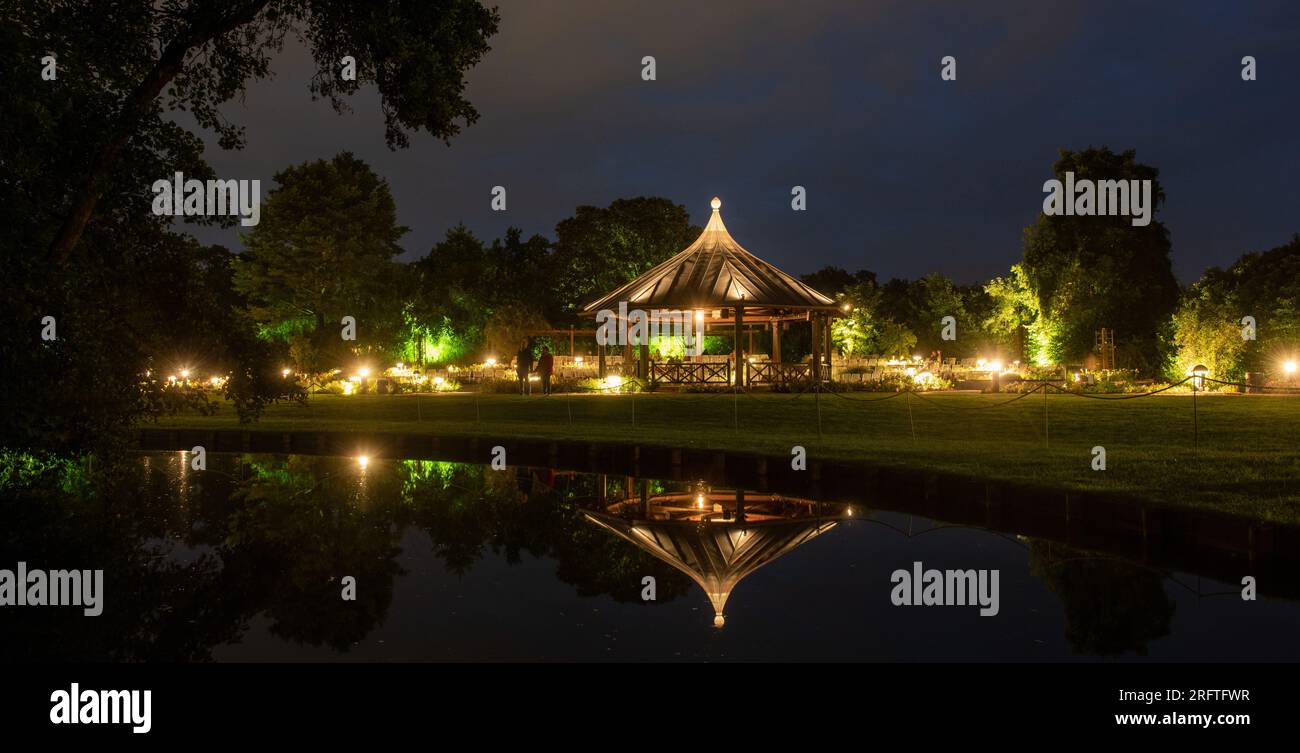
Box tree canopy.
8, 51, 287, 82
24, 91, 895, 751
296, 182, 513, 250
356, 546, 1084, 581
1017, 147, 1180, 370
234, 153, 408, 371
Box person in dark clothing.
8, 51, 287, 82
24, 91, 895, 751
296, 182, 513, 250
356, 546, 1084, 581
516, 338, 535, 395
537, 345, 555, 395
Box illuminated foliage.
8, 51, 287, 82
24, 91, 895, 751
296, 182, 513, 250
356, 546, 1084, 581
399, 314, 470, 366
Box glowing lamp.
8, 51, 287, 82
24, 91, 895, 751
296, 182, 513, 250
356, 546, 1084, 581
1191, 364, 1208, 391
1284, 360, 1298, 375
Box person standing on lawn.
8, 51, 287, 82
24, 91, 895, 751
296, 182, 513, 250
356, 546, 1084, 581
516, 338, 535, 395
537, 345, 555, 395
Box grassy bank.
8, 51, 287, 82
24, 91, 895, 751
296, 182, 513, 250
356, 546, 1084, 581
154, 389, 1300, 523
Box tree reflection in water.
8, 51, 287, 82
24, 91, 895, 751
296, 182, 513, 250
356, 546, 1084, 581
0, 452, 693, 660
0, 451, 1247, 661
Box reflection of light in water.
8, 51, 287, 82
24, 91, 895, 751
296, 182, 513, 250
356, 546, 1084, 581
178, 450, 189, 510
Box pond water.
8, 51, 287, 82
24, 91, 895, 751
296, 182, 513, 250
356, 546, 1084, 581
2, 451, 1298, 662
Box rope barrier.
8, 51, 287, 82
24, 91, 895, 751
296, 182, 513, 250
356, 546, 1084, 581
906, 383, 1046, 410
1204, 376, 1300, 393
1042, 377, 1191, 400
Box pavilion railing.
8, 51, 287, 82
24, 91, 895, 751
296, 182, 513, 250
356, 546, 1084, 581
747, 362, 815, 385
649, 362, 731, 384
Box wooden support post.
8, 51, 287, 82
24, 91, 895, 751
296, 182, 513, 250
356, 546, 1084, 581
639, 342, 649, 380
598, 343, 606, 378
824, 314, 833, 382
733, 305, 745, 387
810, 315, 821, 383
569, 325, 575, 357
771, 320, 782, 363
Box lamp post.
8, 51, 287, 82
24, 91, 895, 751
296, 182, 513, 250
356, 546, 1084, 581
1191, 364, 1208, 449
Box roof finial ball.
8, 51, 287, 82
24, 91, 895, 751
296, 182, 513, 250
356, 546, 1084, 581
710, 196, 722, 210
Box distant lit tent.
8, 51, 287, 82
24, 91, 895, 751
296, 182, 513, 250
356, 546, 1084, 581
582, 197, 842, 386
585, 487, 848, 627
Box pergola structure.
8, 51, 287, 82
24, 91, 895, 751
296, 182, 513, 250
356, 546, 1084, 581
582, 197, 843, 386
584, 486, 848, 627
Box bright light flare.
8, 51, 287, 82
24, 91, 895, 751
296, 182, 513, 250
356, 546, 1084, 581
356, 455, 370, 469
1284, 360, 1298, 375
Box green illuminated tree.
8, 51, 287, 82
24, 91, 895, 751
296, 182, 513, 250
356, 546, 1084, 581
1171, 235, 1300, 381
234, 153, 408, 371
1017, 147, 1179, 372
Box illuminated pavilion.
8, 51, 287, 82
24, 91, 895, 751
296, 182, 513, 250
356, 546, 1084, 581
583, 197, 843, 386
585, 485, 850, 627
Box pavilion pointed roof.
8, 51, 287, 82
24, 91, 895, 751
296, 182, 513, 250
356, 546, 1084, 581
585, 511, 838, 628
582, 197, 838, 316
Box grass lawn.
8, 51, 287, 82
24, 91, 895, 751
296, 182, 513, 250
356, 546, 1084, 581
154, 389, 1300, 523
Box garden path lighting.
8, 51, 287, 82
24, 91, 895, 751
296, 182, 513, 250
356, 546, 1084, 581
1191, 364, 1208, 391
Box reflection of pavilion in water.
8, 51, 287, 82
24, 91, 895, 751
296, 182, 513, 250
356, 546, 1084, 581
585, 480, 852, 628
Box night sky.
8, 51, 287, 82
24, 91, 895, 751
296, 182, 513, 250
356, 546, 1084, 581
180, 0, 1300, 285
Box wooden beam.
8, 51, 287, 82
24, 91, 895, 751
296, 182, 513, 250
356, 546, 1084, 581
823, 313, 833, 381
810, 315, 820, 382
734, 304, 745, 387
